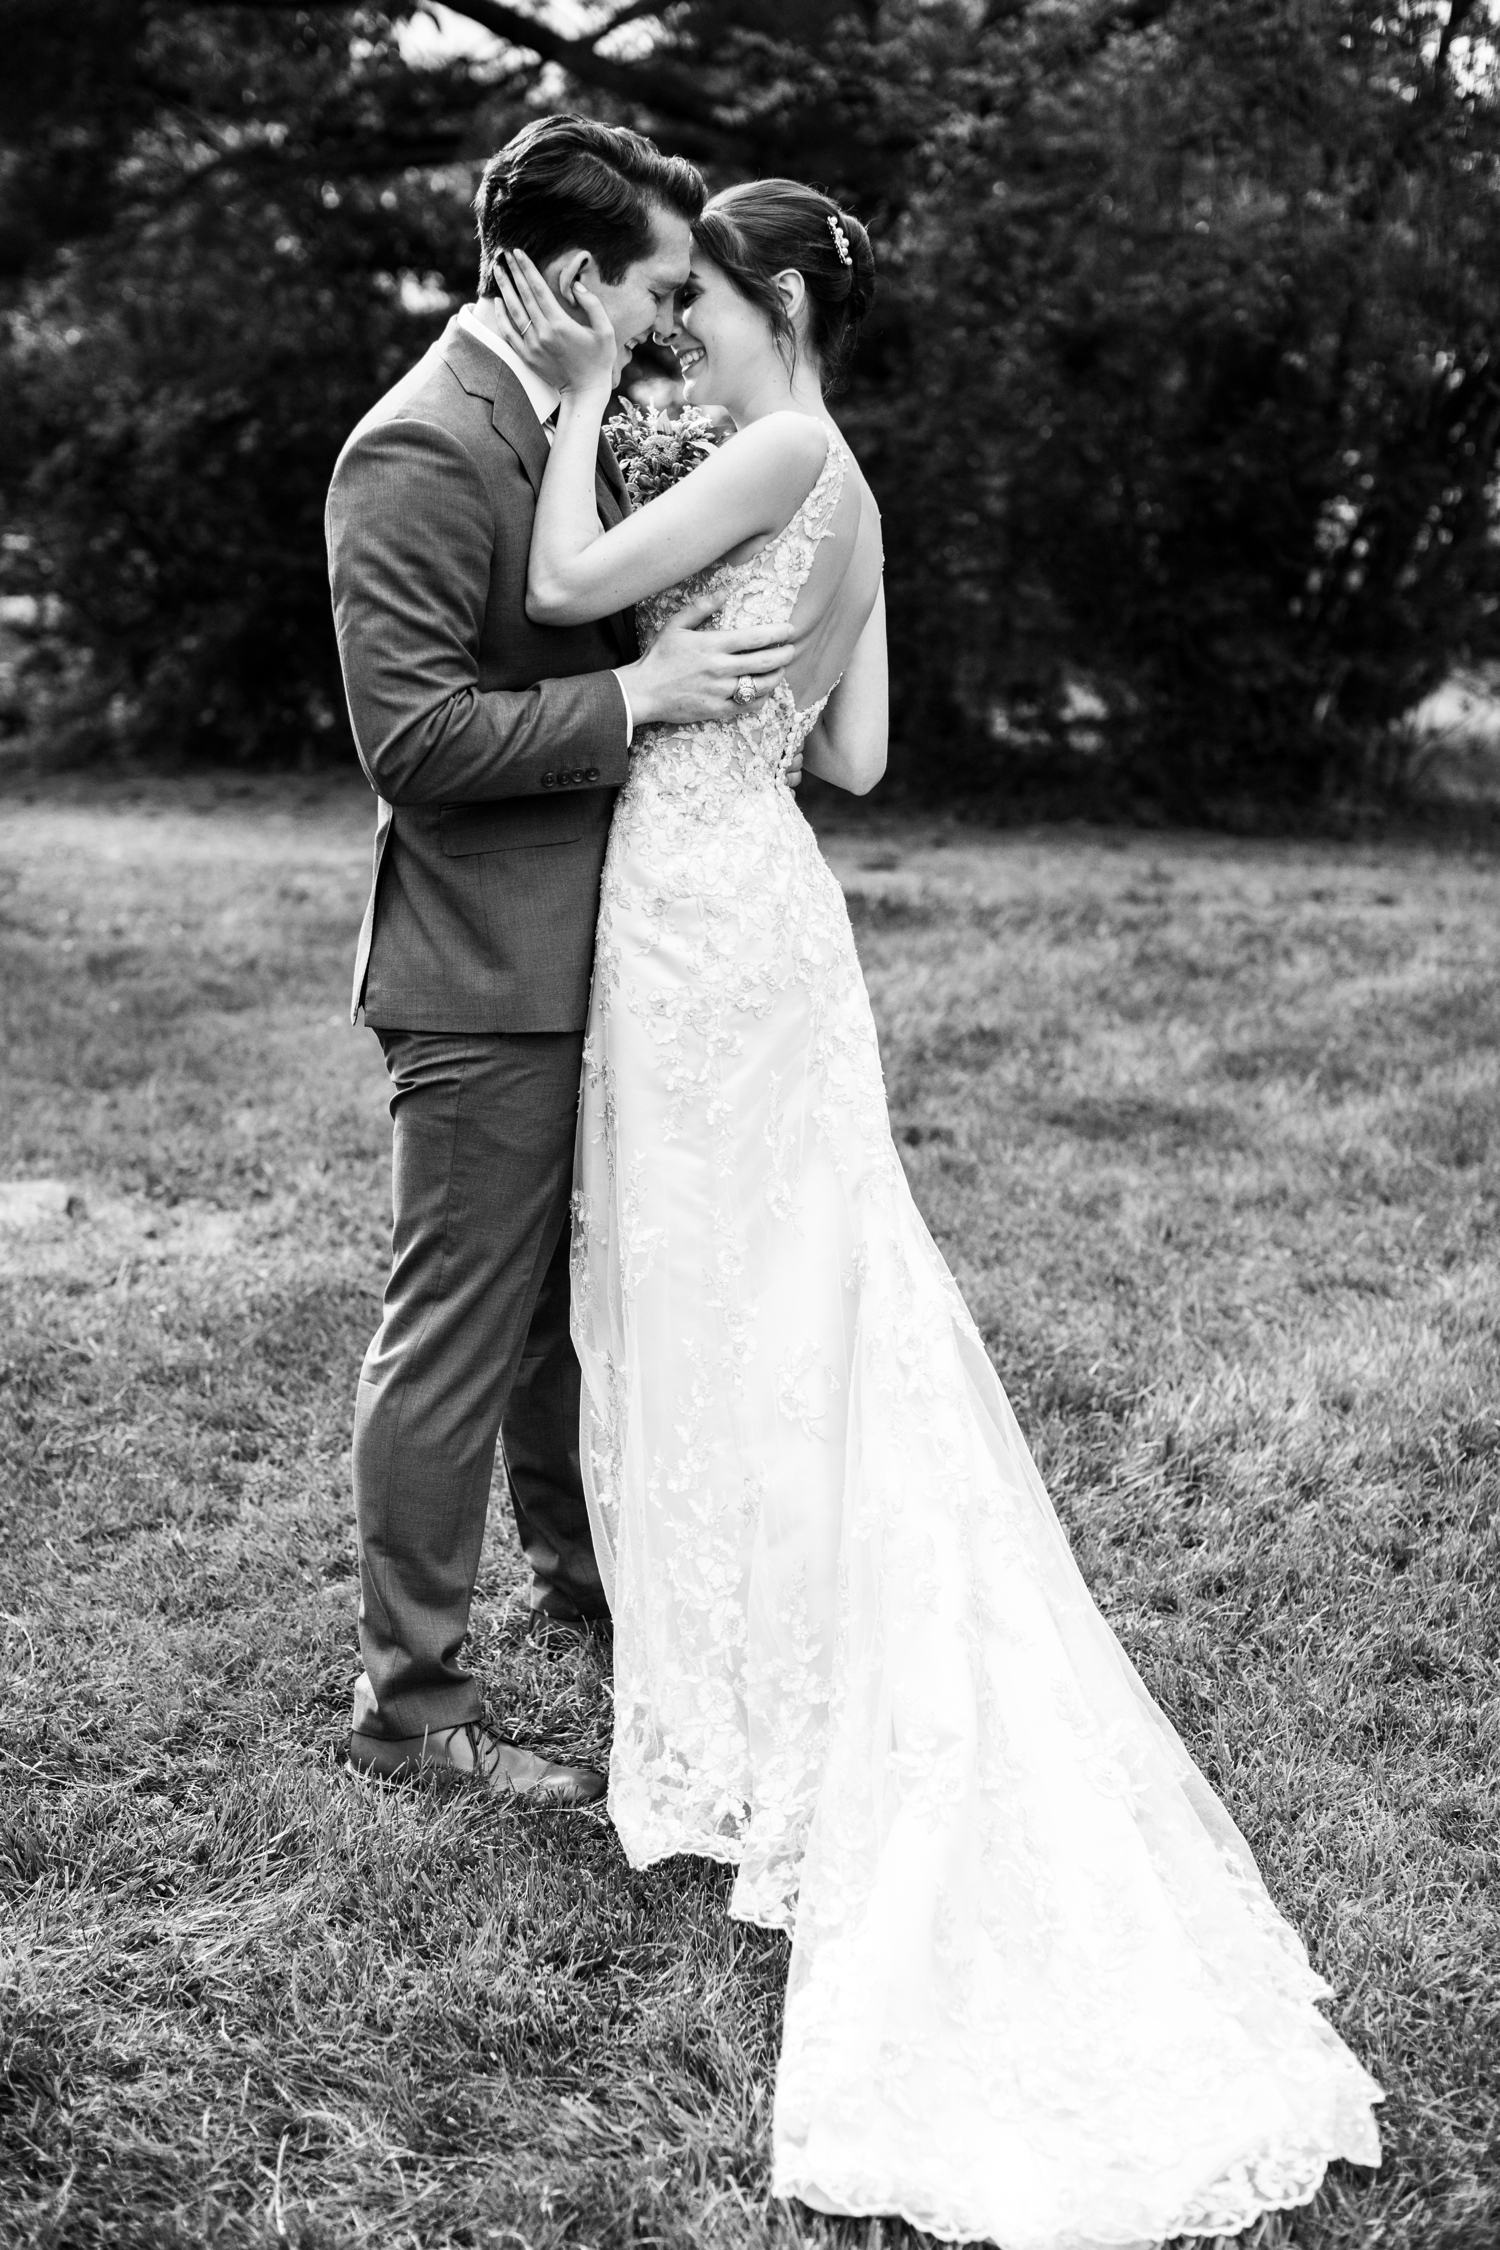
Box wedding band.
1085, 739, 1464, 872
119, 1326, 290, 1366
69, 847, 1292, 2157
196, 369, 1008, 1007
734, 675, 758, 705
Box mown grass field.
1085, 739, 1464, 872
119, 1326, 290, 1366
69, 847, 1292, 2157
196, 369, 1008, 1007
2, 774, 1497, 2250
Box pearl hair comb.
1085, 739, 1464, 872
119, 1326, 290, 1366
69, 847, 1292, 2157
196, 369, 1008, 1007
827, 214, 852, 267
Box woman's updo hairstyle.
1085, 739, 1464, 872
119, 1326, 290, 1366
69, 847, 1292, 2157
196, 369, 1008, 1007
692, 180, 876, 391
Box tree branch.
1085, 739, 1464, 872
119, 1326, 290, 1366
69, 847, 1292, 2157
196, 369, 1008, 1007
432, 0, 722, 124
170, 0, 726, 130
1435, 0, 1480, 80
597, 0, 666, 36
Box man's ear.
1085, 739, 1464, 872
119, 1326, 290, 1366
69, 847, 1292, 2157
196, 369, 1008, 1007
554, 250, 591, 312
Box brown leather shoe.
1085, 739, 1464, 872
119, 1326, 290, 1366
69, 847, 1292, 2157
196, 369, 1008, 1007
346, 1720, 606, 1807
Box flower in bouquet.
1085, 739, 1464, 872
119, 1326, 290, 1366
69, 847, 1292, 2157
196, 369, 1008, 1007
604, 399, 723, 507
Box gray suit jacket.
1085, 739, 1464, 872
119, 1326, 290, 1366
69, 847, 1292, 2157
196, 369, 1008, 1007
326, 316, 637, 1031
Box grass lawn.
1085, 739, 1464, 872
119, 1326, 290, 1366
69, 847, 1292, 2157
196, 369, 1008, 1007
1, 774, 1497, 2250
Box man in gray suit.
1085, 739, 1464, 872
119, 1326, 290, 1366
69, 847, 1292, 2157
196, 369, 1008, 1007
326, 116, 795, 1804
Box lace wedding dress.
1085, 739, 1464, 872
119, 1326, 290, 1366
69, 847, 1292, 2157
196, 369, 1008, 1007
570, 432, 1382, 2246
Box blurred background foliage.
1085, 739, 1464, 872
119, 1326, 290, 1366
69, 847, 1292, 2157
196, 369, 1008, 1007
3, 0, 1500, 819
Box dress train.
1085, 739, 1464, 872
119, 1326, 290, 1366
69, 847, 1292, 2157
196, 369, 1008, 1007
570, 432, 1381, 2245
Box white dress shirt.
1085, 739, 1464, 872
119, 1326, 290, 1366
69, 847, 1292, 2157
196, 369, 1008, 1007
458, 303, 633, 743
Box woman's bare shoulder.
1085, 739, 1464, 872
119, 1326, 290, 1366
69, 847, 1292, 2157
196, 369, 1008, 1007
719, 410, 832, 483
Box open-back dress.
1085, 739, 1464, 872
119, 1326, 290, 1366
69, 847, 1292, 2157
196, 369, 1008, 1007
569, 429, 1381, 2246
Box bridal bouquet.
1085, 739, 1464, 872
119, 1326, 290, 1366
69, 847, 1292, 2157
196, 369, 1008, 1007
605, 399, 723, 506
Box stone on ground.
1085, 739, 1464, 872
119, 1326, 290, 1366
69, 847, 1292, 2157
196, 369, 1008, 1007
0, 1180, 82, 1229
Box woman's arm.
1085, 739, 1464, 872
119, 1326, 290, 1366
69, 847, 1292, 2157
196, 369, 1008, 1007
533, 405, 827, 625
491, 251, 831, 627
802, 584, 888, 795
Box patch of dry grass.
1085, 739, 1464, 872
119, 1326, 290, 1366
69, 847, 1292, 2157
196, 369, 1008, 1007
1, 777, 1496, 2250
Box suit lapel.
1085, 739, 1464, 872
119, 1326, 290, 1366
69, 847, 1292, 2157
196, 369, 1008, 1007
596, 427, 637, 662
597, 428, 629, 518
441, 319, 638, 661
440, 320, 551, 491
491, 373, 551, 496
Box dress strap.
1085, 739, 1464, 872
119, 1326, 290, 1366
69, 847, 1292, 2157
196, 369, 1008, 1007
795, 432, 847, 561
752, 429, 847, 624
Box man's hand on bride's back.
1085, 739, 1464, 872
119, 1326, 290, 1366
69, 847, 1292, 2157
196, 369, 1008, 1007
618, 591, 795, 730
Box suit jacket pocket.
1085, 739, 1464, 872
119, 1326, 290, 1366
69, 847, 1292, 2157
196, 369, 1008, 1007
439, 796, 604, 856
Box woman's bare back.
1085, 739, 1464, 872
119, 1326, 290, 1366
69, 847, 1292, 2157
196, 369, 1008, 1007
703, 420, 883, 713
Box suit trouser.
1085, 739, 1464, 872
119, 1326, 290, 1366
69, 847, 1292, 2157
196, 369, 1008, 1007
350, 1026, 606, 1742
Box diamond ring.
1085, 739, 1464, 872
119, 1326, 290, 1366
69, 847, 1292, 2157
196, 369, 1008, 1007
733, 675, 759, 705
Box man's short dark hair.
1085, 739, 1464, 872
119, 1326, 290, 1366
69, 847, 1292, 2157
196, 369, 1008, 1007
474, 114, 705, 293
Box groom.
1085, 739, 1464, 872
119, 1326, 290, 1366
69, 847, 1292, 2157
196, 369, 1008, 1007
326, 115, 797, 1802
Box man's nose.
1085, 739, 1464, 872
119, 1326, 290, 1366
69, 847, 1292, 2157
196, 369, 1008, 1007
653, 301, 682, 346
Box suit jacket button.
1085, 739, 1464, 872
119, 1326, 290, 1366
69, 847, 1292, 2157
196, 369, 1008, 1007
541, 773, 555, 788
586, 767, 600, 782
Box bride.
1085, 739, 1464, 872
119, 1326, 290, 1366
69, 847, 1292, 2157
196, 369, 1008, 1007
489, 181, 1382, 2247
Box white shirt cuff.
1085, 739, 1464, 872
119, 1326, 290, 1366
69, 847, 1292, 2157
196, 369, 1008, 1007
612, 670, 634, 748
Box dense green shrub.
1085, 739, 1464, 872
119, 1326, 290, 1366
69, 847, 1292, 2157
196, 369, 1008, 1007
868, 1, 1500, 815
3, 1, 1500, 816
0, 2, 514, 762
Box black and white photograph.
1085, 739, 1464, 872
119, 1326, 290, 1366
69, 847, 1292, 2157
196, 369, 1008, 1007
1, 4, 1496, 2246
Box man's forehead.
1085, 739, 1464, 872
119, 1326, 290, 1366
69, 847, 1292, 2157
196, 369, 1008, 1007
640, 207, 693, 286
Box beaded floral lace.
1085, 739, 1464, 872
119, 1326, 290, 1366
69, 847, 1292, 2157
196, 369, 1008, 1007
570, 428, 1381, 2245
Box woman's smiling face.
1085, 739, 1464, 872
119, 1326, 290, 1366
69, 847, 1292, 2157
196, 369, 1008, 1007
656, 251, 780, 411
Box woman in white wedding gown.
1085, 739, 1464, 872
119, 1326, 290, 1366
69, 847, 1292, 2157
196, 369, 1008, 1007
492, 185, 1381, 2247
